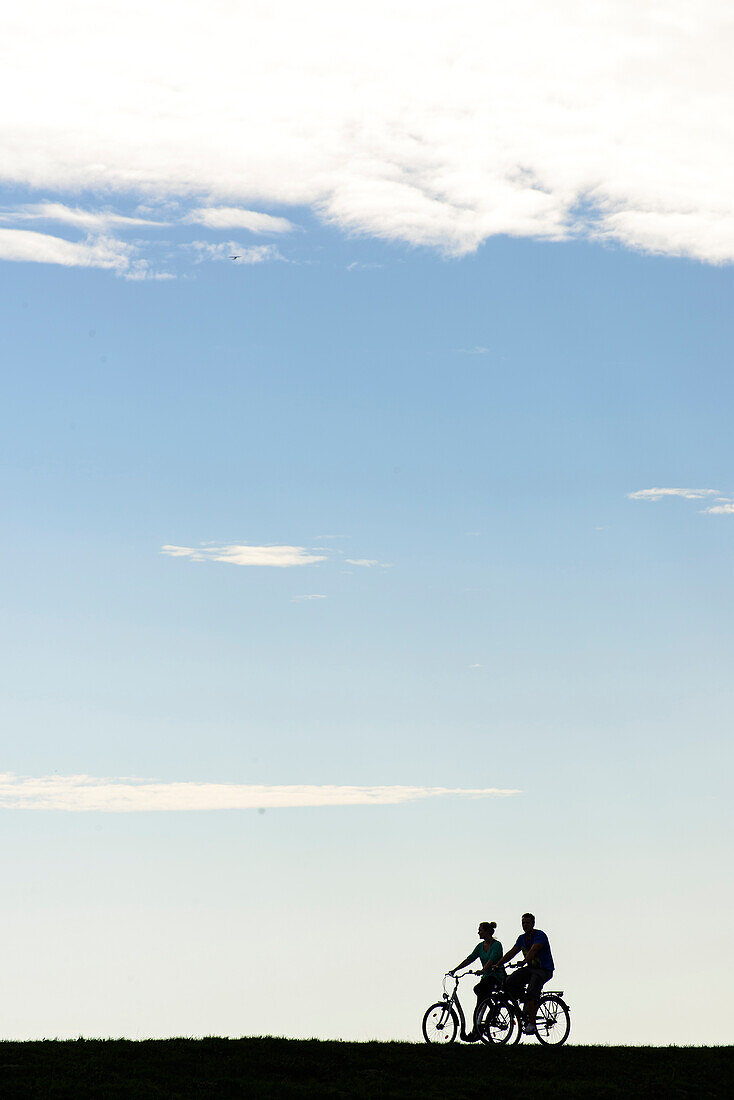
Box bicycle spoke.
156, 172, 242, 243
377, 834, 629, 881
422, 1002, 458, 1044
534, 995, 570, 1046
476, 995, 516, 1045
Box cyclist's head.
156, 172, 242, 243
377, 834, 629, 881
521, 913, 535, 930
478, 921, 496, 938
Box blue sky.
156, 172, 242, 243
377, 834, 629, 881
1, 0, 733, 1045
3, 216, 733, 1043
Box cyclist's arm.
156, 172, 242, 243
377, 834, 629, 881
450, 950, 477, 974
495, 944, 520, 967
523, 943, 542, 966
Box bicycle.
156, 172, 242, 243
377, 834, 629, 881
422, 971, 484, 1044
489, 961, 571, 1046
473, 982, 518, 1045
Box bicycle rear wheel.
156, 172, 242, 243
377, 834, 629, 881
534, 994, 571, 1045
422, 1002, 458, 1044
475, 995, 516, 1045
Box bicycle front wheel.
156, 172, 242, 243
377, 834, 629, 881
509, 1002, 522, 1044
422, 1002, 458, 1044
534, 994, 571, 1045
475, 995, 516, 1045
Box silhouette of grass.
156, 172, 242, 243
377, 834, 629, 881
0, 1037, 731, 1097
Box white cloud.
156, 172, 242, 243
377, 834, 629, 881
0, 773, 521, 812
627, 488, 719, 501
0, 202, 165, 230
595, 209, 734, 265
1, 2, 733, 261
188, 241, 283, 264
344, 557, 392, 568
186, 207, 294, 233
629, 486, 734, 517
292, 594, 327, 601
162, 543, 327, 567
456, 346, 490, 355
0, 227, 136, 272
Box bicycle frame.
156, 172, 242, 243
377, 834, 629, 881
441, 972, 480, 1042
504, 962, 570, 1043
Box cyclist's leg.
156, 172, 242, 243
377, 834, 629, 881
524, 969, 551, 1026
473, 974, 497, 1008
467, 975, 495, 1039
505, 967, 531, 1021
504, 968, 526, 1004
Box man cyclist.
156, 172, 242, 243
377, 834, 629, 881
495, 912, 554, 1034
449, 921, 505, 1039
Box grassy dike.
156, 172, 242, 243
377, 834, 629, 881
0, 1037, 731, 1098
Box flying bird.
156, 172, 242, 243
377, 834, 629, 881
230, 254, 241, 261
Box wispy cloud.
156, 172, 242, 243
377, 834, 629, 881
186, 208, 294, 233
0, 202, 166, 230
291, 594, 327, 601
0, 773, 521, 812
346, 261, 383, 271
0, 204, 286, 274
628, 486, 734, 517
0, 227, 136, 273
627, 488, 719, 502
344, 558, 391, 568
162, 544, 327, 567
456, 346, 490, 355
2, 2, 733, 262
188, 241, 283, 264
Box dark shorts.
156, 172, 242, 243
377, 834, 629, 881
505, 966, 552, 1003
473, 974, 500, 1003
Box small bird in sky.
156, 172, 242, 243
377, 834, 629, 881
230, 254, 241, 261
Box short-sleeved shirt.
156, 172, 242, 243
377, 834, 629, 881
467, 939, 505, 977
514, 929, 554, 973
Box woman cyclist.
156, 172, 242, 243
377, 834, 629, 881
449, 921, 506, 1037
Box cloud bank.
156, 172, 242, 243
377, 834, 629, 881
0, 773, 520, 812
1, 1, 733, 262
162, 544, 327, 567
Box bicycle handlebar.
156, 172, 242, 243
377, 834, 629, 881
447, 958, 536, 978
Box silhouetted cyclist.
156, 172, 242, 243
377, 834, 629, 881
449, 921, 506, 1038
495, 912, 554, 1034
